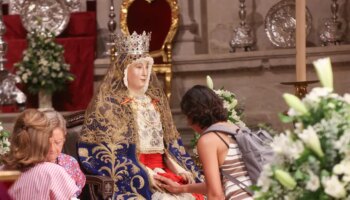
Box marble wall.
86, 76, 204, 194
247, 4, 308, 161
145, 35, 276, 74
95, 0, 350, 54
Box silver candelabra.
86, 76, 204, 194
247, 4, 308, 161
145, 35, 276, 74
105, 0, 118, 60
320, 0, 346, 45
0, 0, 26, 110
230, 0, 255, 52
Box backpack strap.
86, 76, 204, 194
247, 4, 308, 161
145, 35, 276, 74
220, 169, 253, 196
203, 123, 239, 136
213, 132, 229, 148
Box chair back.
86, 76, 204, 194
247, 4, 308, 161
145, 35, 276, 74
120, 0, 179, 97
63, 110, 85, 160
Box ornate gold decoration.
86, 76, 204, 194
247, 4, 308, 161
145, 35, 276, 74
281, 80, 319, 98
120, 0, 179, 98
144, 0, 155, 4
0, 170, 21, 181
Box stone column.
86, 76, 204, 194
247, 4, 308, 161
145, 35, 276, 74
173, 0, 202, 55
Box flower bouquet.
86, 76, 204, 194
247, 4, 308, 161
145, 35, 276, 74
0, 122, 10, 164
255, 57, 350, 199
15, 29, 74, 108
15, 29, 74, 94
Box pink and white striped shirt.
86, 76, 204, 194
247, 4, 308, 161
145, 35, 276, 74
9, 162, 78, 200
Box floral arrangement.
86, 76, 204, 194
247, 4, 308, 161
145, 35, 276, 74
255, 57, 350, 199
206, 75, 246, 127
0, 122, 10, 163
15, 29, 74, 94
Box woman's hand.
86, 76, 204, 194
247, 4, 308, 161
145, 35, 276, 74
154, 175, 184, 194
178, 172, 195, 184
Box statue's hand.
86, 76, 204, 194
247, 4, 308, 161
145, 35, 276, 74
145, 167, 165, 192
151, 175, 166, 192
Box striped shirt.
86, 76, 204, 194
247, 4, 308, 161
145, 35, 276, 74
9, 162, 79, 200
220, 141, 253, 200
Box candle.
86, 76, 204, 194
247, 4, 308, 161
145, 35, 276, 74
296, 0, 306, 81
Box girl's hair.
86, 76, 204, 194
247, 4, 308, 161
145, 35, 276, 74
40, 108, 67, 135
3, 109, 52, 171
181, 85, 228, 129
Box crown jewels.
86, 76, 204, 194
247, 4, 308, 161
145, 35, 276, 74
115, 31, 151, 55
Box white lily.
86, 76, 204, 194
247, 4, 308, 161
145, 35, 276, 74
313, 57, 333, 91
206, 75, 214, 89
298, 126, 324, 158
283, 93, 308, 115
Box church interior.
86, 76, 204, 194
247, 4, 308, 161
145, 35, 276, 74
1, 0, 350, 199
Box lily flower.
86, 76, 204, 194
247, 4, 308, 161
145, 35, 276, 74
283, 93, 308, 115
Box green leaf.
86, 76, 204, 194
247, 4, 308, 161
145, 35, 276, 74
278, 112, 294, 123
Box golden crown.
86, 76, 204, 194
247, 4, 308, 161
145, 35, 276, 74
115, 31, 151, 55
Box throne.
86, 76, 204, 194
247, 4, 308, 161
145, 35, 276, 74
120, 0, 179, 98
63, 111, 114, 200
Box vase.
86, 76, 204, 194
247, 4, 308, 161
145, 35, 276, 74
38, 90, 53, 109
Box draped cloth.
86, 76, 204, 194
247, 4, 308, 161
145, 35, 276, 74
78, 52, 203, 199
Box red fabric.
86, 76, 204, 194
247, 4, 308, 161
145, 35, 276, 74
139, 153, 205, 200
0, 183, 12, 200
86, 0, 97, 12
3, 15, 27, 39
139, 153, 186, 183
139, 153, 165, 170
60, 12, 97, 37
2, 12, 96, 111
127, 0, 171, 53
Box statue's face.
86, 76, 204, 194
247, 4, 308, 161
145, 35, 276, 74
127, 59, 150, 92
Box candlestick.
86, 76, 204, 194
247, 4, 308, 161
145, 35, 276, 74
0, 0, 26, 110
230, 0, 254, 52
106, 0, 117, 61
296, 0, 306, 82
281, 80, 318, 99
320, 0, 345, 46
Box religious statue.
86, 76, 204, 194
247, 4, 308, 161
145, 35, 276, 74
78, 32, 203, 199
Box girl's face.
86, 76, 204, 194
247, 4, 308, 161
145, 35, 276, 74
127, 60, 149, 92
46, 128, 65, 163
187, 117, 204, 134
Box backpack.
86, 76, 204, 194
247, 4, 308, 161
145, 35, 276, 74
203, 124, 274, 184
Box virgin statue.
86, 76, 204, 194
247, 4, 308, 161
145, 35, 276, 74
78, 32, 203, 199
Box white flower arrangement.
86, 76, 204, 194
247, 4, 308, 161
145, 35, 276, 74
0, 122, 10, 163
255, 57, 350, 199
206, 75, 246, 127
15, 29, 74, 94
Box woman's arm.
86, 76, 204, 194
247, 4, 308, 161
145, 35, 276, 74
197, 133, 225, 200
164, 152, 195, 184
154, 175, 207, 194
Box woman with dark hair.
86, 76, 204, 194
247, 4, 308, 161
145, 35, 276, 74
156, 85, 253, 200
